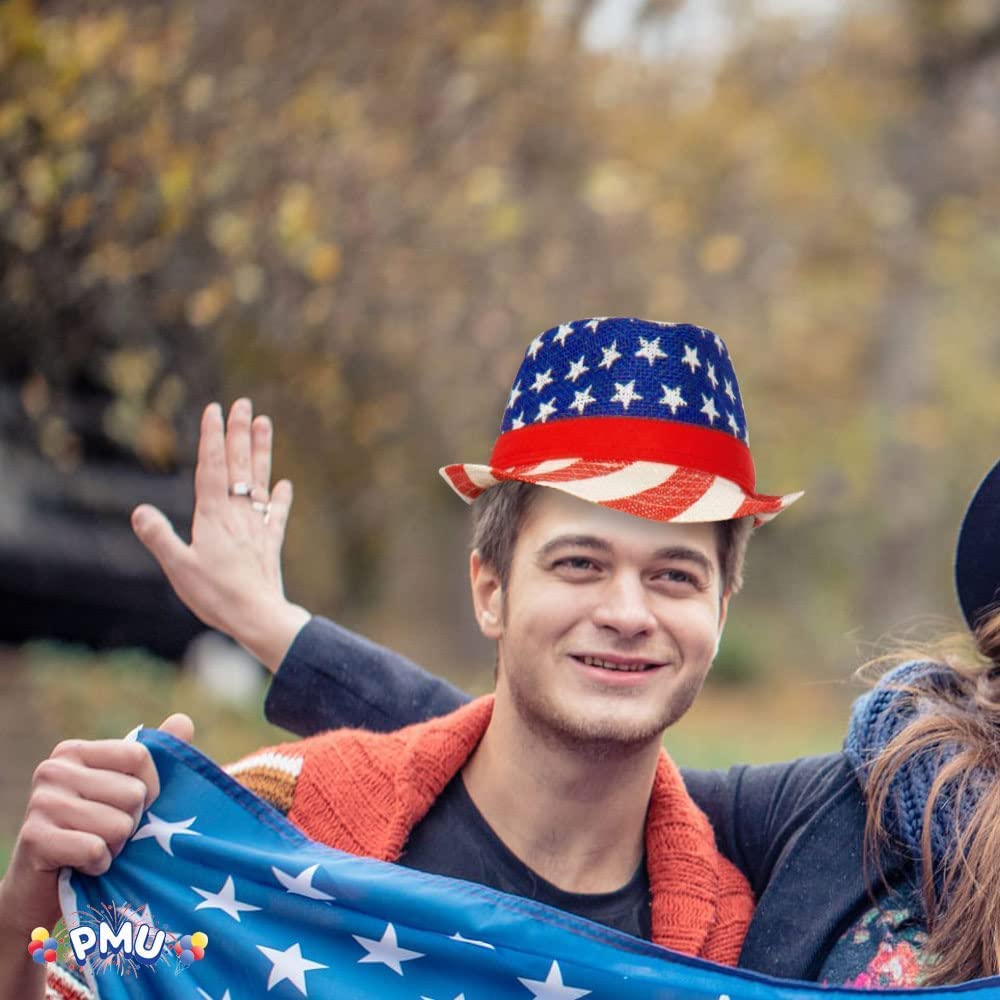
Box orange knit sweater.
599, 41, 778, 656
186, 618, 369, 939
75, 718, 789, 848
238, 695, 755, 965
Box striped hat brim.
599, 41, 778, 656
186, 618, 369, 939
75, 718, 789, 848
440, 459, 803, 526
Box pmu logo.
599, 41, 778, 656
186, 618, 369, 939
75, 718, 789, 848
69, 920, 166, 967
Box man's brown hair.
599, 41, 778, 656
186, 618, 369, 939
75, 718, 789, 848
470, 480, 752, 595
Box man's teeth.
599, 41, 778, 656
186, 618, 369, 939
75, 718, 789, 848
579, 655, 655, 672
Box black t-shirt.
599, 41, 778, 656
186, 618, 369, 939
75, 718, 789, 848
397, 772, 653, 941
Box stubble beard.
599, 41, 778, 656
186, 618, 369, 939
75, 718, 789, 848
502, 658, 706, 762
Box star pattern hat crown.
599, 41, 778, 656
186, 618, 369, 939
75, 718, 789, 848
440, 317, 802, 525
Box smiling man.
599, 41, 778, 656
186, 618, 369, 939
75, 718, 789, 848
0, 318, 802, 996
122, 317, 802, 969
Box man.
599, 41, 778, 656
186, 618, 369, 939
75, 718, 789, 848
1, 318, 799, 998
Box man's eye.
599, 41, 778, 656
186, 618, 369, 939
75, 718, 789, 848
657, 569, 698, 586
554, 557, 597, 571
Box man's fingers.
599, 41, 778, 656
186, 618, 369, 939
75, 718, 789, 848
157, 713, 195, 745
267, 479, 293, 542
194, 402, 228, 511
251, 414, 273, 495
131, 505, 188, 572
225, 398, 254, 490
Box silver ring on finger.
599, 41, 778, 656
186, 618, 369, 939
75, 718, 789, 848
228, 481, 252, 497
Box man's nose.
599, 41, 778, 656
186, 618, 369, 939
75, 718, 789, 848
591, 573, 658, 638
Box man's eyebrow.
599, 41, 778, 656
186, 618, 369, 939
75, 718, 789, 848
536, 535, 612, 559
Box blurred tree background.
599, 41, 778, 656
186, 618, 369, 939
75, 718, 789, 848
2, 0, 1000, 856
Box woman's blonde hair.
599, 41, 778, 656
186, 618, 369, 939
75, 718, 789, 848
861, 608, 1000, 985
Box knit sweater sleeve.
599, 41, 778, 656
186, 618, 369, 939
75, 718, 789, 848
264, 616, 470, 737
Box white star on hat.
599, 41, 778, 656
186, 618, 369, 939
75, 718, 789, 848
553, 323, 575, 347
507, 379, 522, 410
530, 368, 555, 393
353, 922, 424, 976
564, 355, 589, 383
131, 813, 200, 857
727, 410, 740, 436
527, 332, 546, 359
610, 380, 643, 411
598, 340, 622, 370
535, 398, 558, 423
568, 385, 596, 415
658, 384, 687, 415
257, 941, 327, 995
517, 960, 591, 999
634, 336, 668, 366
706, 361, 718, 389
700, 393, 720, 424
584, 317, 607, 332
191, 875, 262, 922
723, 377, 736, 403
271, 863, 335, 900
681, 344, 701, 373
511, 412, 525, 430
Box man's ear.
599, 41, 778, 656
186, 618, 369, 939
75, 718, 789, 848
470, 549, 503, 639
714, 588, 731, 657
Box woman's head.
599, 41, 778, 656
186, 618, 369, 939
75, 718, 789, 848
857, 608, 1000, 985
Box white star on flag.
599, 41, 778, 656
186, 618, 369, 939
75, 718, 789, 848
723, 378, 736, 403
610, 381, 643, 411
527, 333, 546, 359
726, 411, 740, 436
706, 361, 718, 389
553, 323, 575, 347
192, 875, 262, 922
584, 317, 607, 332
421, 995, 465, 1000
564, 355, 589, 383
257, 941, 327, 996
681, 344, 701, 373
271, 864, 335, 900
535, 398, 558, 423
507, 380, 522, 410
517, 959, 592, 999
598, 340, 622, 370
450, 932, 495, 949
530, 368, 555, 393
568, 385, 596, 415
353, 922, 424, 976
658, 385, 687, 414
131, 813, 200, 857
700, 393, 720, 424
511, 412, 525, 430
634, 336, 668, 366
713, 332, 726, 354
197, 990, 233, 1000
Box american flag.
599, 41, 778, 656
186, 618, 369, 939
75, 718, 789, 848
54, 730, 1000, 999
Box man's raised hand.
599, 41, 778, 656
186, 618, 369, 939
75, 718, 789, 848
131, 399, 310, 671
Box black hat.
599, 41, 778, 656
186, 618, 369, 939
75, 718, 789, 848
955, 457, 1000, 630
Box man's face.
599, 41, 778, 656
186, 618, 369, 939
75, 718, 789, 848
472, 488, 728, 751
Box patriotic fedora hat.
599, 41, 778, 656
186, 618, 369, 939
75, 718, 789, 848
955, 456, 1000, 630
440, 317, 802, 525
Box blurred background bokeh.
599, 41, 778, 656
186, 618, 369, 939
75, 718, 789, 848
2, 0, 999, 866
